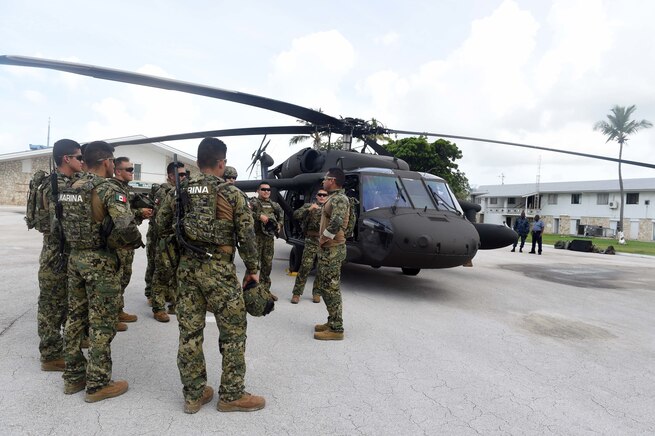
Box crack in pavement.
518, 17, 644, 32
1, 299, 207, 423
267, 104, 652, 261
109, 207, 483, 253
0, 307, 32, 337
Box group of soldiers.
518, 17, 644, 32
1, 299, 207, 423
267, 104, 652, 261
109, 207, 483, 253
31, 136, 351, 413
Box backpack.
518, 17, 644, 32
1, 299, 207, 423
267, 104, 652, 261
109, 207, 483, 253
344, 196, 358, 239
25, 170, 51, 232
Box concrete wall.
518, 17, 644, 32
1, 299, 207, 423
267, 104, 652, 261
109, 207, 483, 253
0, 156, 51, 205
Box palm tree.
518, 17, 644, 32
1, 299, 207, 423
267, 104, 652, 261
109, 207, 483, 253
594, 105, 652, 233
288, 108, 335, 150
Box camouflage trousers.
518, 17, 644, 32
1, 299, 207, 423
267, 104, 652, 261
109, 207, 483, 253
116, 248, 135, 311
37, 235, 67, 362
255, 233, 274, 292
292, 237, 319, 296
314, 244, 346, 332
151, 237, 178, 313
176, 252, 247, 403
63, 248, 120, 393
144, 224, 157, 299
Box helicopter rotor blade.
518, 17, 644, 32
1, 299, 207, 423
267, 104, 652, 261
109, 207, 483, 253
108, 125, 315, 146
0, 55, 344, 127
386, 129, 655, 170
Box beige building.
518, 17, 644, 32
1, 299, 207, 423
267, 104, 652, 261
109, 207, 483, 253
0, 136, 197, 206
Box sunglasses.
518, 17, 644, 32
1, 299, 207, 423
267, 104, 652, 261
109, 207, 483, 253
316, 193, 328, 197
323, 176, 336, 181
97, 157, 115, 163
260, 188, 271, 192
66, 155, 84, 162
178, 172, 187, 178
118, 167, 134, 173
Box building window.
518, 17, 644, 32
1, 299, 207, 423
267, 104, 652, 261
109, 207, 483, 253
507, 197, 516, 205
133, 163, 142, 181
547, 194, 558, 205
596, 193, 609, 205
571, 193, 581, 204
489, 197, 497, 205
626, 193, 639, 204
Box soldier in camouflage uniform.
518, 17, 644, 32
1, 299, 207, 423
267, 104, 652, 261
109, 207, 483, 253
249, 183, 283, 301
144, 184, 159, 304
172, 137, 265, 414
150, 162, 188, 322
314, 168, 350, 341
290, 189, 328, 304
60, 141, 143, 402
223, 166, 238, 183
112, 157, 152, 329
33, 139, 84, 371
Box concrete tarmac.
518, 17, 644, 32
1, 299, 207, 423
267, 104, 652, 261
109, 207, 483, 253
1, 206, 654, 435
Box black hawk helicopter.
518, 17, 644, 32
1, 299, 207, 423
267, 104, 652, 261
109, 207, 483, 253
2, 55, 654, 275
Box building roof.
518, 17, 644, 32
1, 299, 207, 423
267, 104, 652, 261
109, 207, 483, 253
472, 178, 655, 198
0, 135, 196, 165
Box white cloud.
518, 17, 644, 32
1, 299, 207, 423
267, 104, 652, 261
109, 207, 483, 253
376, 32, 400, 46
23, 90, 45, 104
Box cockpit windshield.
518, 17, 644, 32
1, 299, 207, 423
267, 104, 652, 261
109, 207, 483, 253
361, 173, 459, 212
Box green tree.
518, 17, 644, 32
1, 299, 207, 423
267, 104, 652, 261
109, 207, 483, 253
593, 105, 652, 233
385, 136, 470, 199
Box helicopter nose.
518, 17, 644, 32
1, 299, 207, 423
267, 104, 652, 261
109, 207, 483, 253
390, 213, 480, 268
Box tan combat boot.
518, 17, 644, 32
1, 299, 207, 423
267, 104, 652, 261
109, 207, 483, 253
312, 295, 321, 303
184, 386, 214, 414
116, 322, 128, 332
118, 311, 138, 323
290, 295, 300, 304
217, 393, 266, 412
154, 311, 170, 323
64, 379, 86, 395
84, 380, 129, 403
314, 323, 329, 332
41, 359, 65, 372
314, 329, 344, 341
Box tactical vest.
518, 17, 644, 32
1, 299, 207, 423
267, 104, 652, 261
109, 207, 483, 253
58, 175, 107, 249
251, 198, 279, 237
182, 175, 236, 247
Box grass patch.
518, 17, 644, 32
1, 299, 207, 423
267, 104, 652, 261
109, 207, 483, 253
534, 234, 655, 256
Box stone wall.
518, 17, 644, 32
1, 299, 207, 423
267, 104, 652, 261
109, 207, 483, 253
541, 214, 654, 241
0, 156, 51, 206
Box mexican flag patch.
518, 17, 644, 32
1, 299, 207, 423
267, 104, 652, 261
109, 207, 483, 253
115, 193, 128, 203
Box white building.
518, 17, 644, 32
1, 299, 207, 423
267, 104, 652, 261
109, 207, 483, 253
470, 178, 655, 241
0, 136, 197, 206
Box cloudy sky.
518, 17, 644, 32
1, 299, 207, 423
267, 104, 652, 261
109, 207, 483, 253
1, 0, 654, 187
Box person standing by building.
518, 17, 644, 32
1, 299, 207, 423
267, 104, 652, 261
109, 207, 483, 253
313, 168, 350, 341
511, 211, 530, 253
60, 141, 143, 402
112, 157, 152, 330
249, 182, 283, 301
151, 162, 188, 322
31, 139, 84, 371
529, 214, 545, 255
290, 189, 328, 304
174, 137, 265, 413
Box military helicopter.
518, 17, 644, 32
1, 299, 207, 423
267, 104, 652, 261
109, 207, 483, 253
3, 55, 654, 275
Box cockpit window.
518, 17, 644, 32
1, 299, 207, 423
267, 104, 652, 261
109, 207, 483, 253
361, 174, 410, 211
400, 178, 435, 210
424, 180, 457, 211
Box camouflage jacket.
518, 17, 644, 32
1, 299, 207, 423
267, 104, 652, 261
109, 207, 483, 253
155, 186, 176, 237
249, 197, 283, 238
293, 202, 322, 238
319, 188, 350, 247
112, 178, 147, 225
42, 171, 74, 244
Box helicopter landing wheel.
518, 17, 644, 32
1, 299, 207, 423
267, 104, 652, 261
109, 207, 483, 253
289, 244, 304, 272
401, 267, 420, 276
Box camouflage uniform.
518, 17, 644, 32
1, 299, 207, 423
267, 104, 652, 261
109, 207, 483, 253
292, 203, 322, 297
315, 188, 350, 333
36, 171, 71, 362
144, 185, 163, 299
112, 179, 146, 311
172, 173, 258, 403
152, 185, 178, 313
60, 173, 142, 393
249, 197, 283, 293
